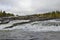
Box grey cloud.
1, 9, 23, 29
0, 0, 60, 15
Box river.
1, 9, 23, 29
0, 19, 60, 40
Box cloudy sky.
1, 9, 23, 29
0, 0, 60, 15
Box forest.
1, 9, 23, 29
0, 11, 14, 17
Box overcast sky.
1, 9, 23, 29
0, 0, 60, 15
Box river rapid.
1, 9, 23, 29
0, 19, 60, 40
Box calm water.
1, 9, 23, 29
0, 30, 60, 40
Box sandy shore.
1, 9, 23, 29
0, 29, 60, 40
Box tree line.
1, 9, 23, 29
41, 11, 60, 18
31, 11, 60, 18
0, 11, 14, 17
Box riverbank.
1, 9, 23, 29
0, 11, 60, 25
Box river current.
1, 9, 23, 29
0, 19, 60, 40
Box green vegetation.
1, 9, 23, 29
0, 11, 14, 17
40, 11, 60, 18
0, 10, 60, 20
29, 11, 60, 18
17, 11, 60, 20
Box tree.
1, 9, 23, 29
2, 11, 6, 16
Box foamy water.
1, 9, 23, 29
0, 19, 60, 32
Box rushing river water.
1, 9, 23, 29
0, 19, 60, 40
0, 19, 60, 31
